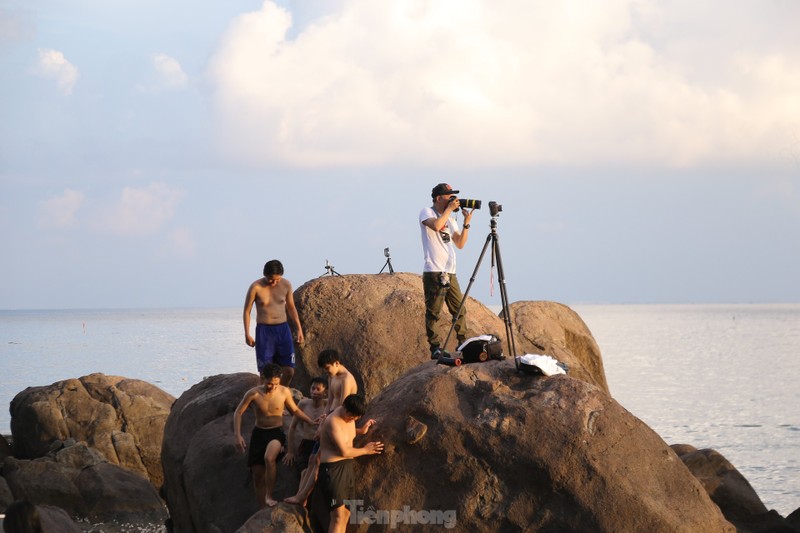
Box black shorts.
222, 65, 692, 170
247, 426, 286, 467
317, 459, 356, 510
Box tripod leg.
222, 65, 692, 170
492, 233, 518, 359
442, 232, 493, 351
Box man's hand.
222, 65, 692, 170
296, 329, 304, 345
357, 419, 377, 435
282, 451, 295, 466
365, 441, 384, 455
245, 334, 255, 347
235, 434, 246, 453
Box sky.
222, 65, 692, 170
1, 0, 799, 310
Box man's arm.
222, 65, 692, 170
328, 417, 383, 459
285, 389, 315, 425
451, 208, 474, 249
243, 284, 257, 347
285, 282, 304, 345
355, 419, 376, 436
283, 400, 304, 465
422, 202, 457, 232
233, 390, 255, 452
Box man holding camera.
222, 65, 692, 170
419, 183, 475, 358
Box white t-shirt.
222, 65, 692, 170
419, 206, 457, 273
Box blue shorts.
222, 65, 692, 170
255, 322, 296, 371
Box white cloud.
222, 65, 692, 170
166, 227, 197, 257
93, 183, 184, 236
207, 0, 800, 168
34, 48, 79, 95
38, 189, 85, 229
150, 52, 188, 91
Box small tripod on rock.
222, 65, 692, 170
378, 247, 395, 274
319, 259, 342, 277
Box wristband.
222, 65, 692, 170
463, 224, 470, 229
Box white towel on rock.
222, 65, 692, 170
518, 354, 566, 376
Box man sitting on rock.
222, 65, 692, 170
283, 377, 328, 476
311, 394, 383, 533
233, 363, 317, 508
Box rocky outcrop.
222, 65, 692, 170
507, 300, 609, 392
161, 373, 302, 533
2, 441, 167, 527
292, 273, 608, 400
672, 444, 799, 533
9, 373, 174, 488
348, 360, 735, 533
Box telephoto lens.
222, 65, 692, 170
459, 199, 481, 210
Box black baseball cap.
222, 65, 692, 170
431, 183, 460, 198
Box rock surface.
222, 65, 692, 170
161, 373, 302, 533
9, 373, 174, 488
292, 273, 609, 400
347, 360, 735, 533
2, 441, 167, 527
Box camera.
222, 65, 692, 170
489, 201, 502, 217
449, 196, 482, 212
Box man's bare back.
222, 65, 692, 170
328, 369, 358, 413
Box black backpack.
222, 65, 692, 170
457, 335, 504, 364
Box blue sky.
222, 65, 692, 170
1, 0, 799, 309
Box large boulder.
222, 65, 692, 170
347, 360, 735, 533
507, 301, 609, 393
9, 373, 174, 488
2, 441, 167, 527
672, 444, 799, 533
161, 373, 302, 533
293, 273, 606, 401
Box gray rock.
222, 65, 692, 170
3, 442, 167, 526
9, 373, 174, 489
673, 445, 799, 533
347, 361, 735, 533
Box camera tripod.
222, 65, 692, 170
319, 259, 342, 277
378, 247, 394, 274
442, 206, 518, 365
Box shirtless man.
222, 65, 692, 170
313, 394, 383, 533
243, 259, 304, 385
284, 349, 362, 506
233, 363, 317, 507
283, 377, 328, 475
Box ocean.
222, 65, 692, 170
1, 304, 798, 517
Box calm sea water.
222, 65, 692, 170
1, 304, 798, 517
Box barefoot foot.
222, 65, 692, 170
266, 498, 278, 507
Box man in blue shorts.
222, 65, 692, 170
243, 259, 305, 385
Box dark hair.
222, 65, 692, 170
317, 349, 341, 367
263, 260, 284, 277
310, 377, 328, 389
260, 363, 283, 380
342, 394, 367, 417
3, 500, 43, 533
